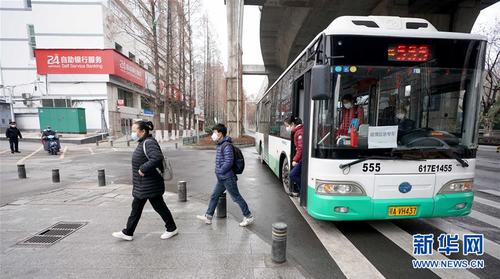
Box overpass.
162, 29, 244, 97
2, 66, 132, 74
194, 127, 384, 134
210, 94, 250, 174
244, 0, 497, 83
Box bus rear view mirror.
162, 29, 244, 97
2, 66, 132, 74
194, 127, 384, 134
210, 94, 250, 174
311, 65, 333, 100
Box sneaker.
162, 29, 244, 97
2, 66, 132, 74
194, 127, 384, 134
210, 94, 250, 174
290, 192, 299, 197
239, 216, 255, 227
15, 151, 20, 153
196, 215, 212, 224
112, 231, 133, 241
160, 229, 178, 239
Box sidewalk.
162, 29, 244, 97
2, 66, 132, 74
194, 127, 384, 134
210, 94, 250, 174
0, 183, 307, 279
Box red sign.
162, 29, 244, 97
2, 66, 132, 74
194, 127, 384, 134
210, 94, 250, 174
388, 44, 430, 62
117, 99, 125, 106
35, 49, 145, 87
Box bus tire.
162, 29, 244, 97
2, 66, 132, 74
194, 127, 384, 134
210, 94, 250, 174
281, 159, 291, 195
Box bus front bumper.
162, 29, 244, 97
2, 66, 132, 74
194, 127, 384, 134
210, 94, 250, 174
306, 187, 474, 221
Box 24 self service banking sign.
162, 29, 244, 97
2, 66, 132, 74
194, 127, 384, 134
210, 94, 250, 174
35, 49, 145, 87
412, 233, 485, 269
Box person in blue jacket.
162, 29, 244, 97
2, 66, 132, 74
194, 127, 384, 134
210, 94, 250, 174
197, 123, 254, 227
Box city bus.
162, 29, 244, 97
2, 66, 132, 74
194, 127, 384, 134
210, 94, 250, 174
255, 16, 486, 221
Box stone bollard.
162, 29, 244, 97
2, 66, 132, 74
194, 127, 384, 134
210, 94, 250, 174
271, 222, 288, 263
216, 192, 227, 218
98, 169, 106, 186
18, 164, 26, 179
178, 181, 187, 202
52, 169, 60, 183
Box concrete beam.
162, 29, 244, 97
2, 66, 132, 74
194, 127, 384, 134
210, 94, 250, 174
258, 0, 496, 81
242, 64, 267, 75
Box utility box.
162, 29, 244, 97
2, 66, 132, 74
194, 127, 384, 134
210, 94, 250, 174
38, 107, 87, 133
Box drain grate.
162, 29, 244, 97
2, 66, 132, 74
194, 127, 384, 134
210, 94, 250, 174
39, 229, 73, 236
17, 222, 87, 247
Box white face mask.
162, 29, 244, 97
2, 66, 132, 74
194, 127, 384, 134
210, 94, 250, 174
131, 132, 140, 141
211, 132, 220, 142
396, 113, 405, 120
343, 102, 352, 109
285, 126, 291, 133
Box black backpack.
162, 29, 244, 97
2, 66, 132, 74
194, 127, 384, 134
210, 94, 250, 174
223, 142, 245, 174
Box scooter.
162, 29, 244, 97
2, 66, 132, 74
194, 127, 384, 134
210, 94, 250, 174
43, 135, 61, 155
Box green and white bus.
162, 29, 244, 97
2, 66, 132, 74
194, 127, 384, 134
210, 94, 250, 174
255, 16, 486, 221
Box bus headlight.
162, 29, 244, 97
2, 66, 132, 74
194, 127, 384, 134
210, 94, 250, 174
316, 180, 365, 196
438, 179, 473, 194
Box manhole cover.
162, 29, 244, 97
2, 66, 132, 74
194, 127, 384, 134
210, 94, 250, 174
17, 222, 87, 247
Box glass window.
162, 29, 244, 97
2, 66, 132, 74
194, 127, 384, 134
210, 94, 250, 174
118, 88, 134, 107
311, 35, 484, 159
115, 43, 123, 52
27, 24, 36, 57
128, 52, 136, 61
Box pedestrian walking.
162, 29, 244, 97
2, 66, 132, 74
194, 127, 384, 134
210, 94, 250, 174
112, 120, 177, 241
196, 123, 254, 227
5, 121, 22, 154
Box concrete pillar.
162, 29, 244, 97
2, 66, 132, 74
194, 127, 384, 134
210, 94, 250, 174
226, 0, 244, 138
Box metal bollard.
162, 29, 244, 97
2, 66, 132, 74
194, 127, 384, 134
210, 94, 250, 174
17, 164, 26, 179
127, 140, 130, 147
178, 181, 187, 202
96, 139, 99, 146
216, 192, 227, 218
52, 169, 60, 183
110, 140, 114, 147
175, 143, 178, 149
271, 222, 288, 263
98, 169, 106, 186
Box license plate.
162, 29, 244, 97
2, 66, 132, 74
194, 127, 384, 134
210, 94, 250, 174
388, 206, 417, 216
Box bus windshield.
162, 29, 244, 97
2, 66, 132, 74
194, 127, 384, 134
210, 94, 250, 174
312, 36, 485, 159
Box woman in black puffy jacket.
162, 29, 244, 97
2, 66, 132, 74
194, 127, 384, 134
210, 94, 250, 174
112, 120, 177, 241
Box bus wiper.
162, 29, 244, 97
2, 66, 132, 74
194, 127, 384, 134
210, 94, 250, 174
394, 146, 469, 168
338, 155, 422, 170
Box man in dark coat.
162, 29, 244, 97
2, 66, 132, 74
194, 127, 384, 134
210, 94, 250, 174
5, 121, 22, 154
197, 123, 254, 227
112, 120, 177, 241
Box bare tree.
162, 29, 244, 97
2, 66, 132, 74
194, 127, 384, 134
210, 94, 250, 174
109, 0, 167, 130
476, 16, 500, 136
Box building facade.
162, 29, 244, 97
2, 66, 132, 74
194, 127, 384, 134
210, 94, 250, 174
0, 0, 159, 136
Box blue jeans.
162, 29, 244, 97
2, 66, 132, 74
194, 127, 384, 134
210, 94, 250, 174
206, 176, 252, 219
289, 161, 302, 193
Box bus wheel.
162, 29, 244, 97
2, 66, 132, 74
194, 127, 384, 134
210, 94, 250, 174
281, 160, 291, 195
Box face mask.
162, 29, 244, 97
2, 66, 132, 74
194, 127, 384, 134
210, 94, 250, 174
211, 132, 219, 142
10, 125, 16, 128
396, 113, 405, 120
131, 132, 140, 142
343, 103, 352, 109
285, 126, 291, 133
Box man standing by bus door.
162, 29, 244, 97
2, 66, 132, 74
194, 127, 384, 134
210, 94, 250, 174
285, 116, 304, 197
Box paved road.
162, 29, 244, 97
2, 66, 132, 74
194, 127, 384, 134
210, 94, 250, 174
1, 141, 498, 278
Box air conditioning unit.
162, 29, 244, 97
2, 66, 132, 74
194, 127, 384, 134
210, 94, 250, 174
22, 93, 32, 99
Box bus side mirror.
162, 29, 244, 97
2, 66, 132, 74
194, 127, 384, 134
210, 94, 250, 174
311, 65, 333, 100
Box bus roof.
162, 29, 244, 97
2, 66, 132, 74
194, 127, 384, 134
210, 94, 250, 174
325, 16, 487, 41
258, 16, 486, 103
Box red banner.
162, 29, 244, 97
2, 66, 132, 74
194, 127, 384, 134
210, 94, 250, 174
35, 49, 145, 87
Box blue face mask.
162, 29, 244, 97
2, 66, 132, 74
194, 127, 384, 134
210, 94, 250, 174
131, 132, 140, 142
